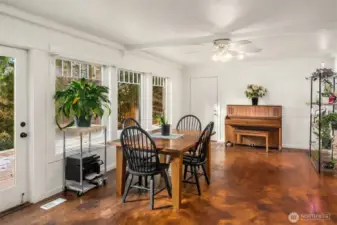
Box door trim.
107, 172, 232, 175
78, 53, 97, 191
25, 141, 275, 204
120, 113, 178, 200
189, 76, 220, 140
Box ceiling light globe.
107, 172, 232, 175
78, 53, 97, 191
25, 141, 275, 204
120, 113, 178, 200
237, 54, 244, 60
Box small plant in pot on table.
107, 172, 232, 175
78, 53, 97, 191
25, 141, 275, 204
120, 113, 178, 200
245, 84, 267, 105
54, 78, 111, 129
159, 115, 170, 136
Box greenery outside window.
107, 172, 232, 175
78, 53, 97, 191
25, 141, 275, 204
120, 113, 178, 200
152, 76, 167, 125
118, 69, 142, 130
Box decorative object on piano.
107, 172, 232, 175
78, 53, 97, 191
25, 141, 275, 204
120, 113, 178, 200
54, 78, 111, 129
244, 84, 267, 105
307, 66, 337, 174
159, 114, 170, 136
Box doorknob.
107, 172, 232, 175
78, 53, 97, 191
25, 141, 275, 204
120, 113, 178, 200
20, 132, 28, 138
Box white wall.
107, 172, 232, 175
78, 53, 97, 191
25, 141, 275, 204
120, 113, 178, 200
184, 57, 334, 149
0, 6, 185, 203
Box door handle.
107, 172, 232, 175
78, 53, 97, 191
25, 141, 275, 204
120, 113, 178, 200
20, 132, 28, 138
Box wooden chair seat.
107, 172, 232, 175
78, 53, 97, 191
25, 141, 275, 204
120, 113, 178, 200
235, 129, 270, 152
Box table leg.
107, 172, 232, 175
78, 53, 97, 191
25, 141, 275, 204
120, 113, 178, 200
159, 154, 167, 164
116, 146, 126, 196
206, 141, 212, 182
170, 154, 183, 209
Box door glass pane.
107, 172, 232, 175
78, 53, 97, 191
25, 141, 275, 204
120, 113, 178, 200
0, 56, 15, 190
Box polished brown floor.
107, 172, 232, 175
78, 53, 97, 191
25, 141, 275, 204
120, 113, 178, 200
1, 144, 337, 225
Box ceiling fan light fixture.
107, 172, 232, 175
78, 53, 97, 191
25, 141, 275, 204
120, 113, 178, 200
237, 54, 244, 60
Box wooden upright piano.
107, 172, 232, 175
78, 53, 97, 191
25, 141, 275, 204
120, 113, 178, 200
225, 105, 282, 150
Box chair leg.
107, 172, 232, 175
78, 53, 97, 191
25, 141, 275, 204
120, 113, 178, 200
138, 176, 142, 186
162, 170, 172, 197
201, 164, 210, 185
144, 176, 148, 188
149, 175, 155, 210
183, 165, 188, 180
124, 171, 129, 183
192, 166, 201, 196
122, 174, 133, 203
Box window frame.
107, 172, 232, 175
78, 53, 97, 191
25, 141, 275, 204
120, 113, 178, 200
152, 76, 168, 127
117, 69, 144, 132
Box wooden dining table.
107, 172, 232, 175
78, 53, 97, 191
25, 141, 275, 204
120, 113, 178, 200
109, 129, 213, 210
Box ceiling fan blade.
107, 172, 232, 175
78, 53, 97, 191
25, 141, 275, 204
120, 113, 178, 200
230, 40, 251, 46
126, 35, 215, 50
184, 48, 215, 54
237, 45, 262, 53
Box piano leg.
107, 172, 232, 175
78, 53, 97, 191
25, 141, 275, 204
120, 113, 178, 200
279, 128, 282, 150
236, 134, 241, 145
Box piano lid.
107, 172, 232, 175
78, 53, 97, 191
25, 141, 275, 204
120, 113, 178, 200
226, 105, 282, 119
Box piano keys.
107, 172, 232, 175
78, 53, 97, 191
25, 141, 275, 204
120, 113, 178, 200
225, 105, 282, 150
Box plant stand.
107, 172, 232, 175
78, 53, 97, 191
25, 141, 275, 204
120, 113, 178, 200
62, 125, 107, 196
308, 68, 337, 174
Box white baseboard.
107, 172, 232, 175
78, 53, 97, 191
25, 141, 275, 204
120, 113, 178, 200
282, 144, 308, 149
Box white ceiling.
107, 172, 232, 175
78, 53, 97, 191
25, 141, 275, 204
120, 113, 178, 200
2, 0, 337, 65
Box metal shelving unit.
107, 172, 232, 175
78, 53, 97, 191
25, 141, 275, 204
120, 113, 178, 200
308, 68, 337, 173
62, 125, 107, 196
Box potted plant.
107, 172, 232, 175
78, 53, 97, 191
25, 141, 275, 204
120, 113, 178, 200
323, 159, 335, 169
54, 78, 111, 129
245, 84, 267, 105
159, 115, 170, 136
313, 113, 337, 149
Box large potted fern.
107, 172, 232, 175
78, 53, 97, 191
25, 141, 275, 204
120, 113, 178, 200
54, 78, 111, 129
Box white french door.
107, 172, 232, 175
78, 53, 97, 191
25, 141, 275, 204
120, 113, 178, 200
0, 46, 29, 212
190, 77, 219, 141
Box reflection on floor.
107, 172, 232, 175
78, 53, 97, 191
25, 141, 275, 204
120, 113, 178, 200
1, 144, 337, 225
0, 149, 14, 190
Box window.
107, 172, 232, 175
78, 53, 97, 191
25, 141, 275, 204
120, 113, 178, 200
117, 69, 142, 130
54, 59, 104, 153
152, 76, 167, 125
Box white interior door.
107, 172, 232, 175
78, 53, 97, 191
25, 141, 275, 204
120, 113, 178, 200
0, 46, 29, 212
190, 77, 219, 141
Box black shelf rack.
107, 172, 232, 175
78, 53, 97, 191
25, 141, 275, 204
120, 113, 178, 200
308, 70, 337, 173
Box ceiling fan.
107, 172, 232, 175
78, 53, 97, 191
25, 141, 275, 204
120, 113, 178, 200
184, 38, 262, 62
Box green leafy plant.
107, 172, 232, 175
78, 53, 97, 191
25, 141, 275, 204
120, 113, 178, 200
244, 84, 267, 99
54, 78, 111, 129
313, 113, 337, 149
321, 80, 333, 97
311, 68, 336, 81
157, 114, 168, 125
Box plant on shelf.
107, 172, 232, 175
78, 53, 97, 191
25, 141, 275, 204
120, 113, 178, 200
313, 113, 337, 149
54, 78, 111, 129
158, 114, 170, 136
245, 84, 267, 106
323, 158, 336, 169
311, 68, 336, 81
